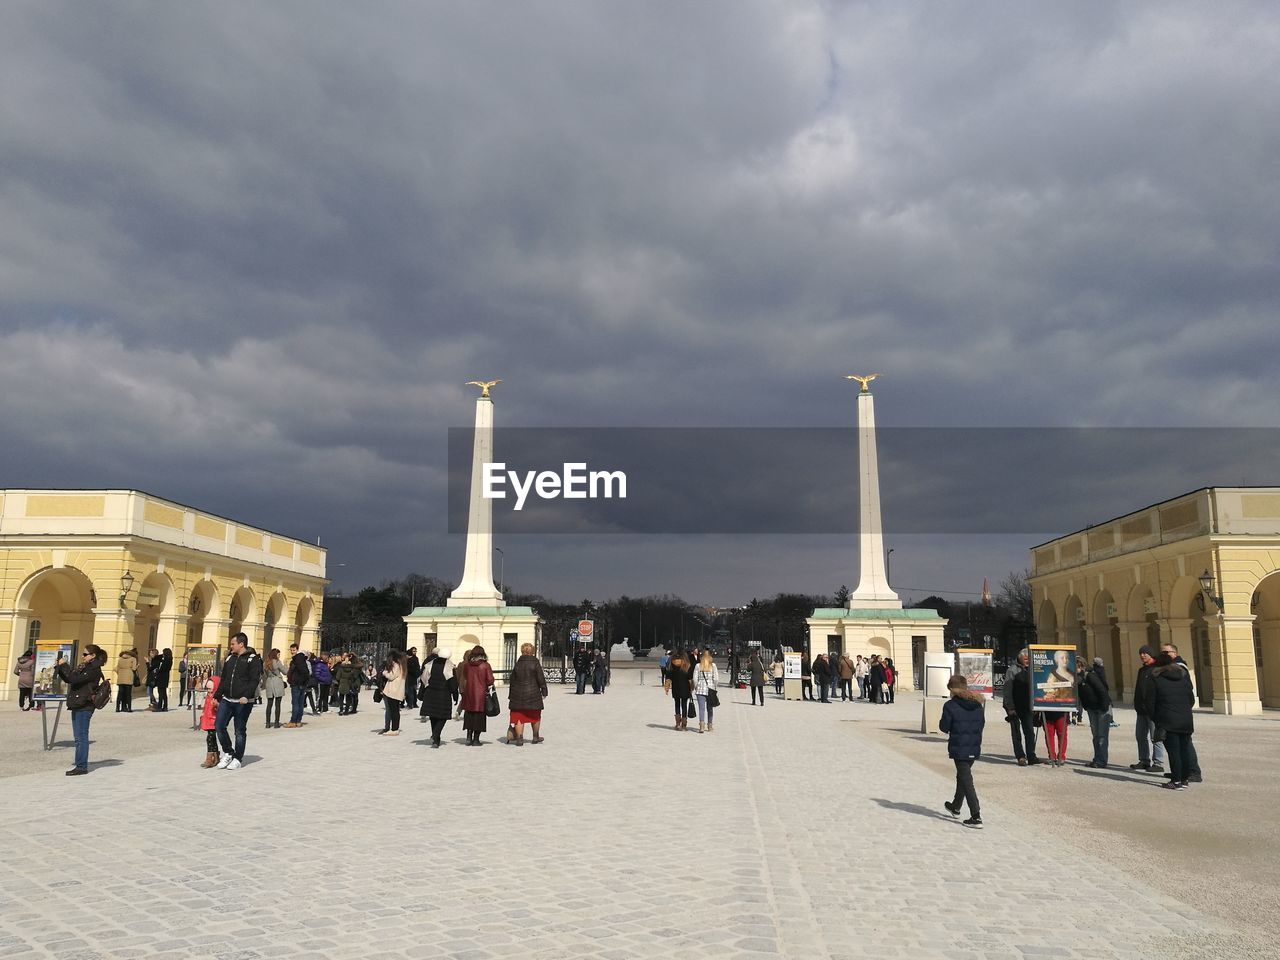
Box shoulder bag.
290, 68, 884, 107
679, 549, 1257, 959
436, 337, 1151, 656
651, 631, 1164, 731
485, 685, 501, 717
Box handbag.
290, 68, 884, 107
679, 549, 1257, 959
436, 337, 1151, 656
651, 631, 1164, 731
132, 670, 140, 686
485, 685, 501, 717
706, 688, 720, 708
373, 688, 383, 703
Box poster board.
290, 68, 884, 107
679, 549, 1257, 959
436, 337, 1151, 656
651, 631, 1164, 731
185, 645, 221, 693
33, 641, 77, 701
1030, 644, 1077, 711
956, 648, 994, 700
783, 651, 802, 680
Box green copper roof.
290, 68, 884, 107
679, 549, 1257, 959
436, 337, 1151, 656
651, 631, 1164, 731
809, 607, 944, 620
405, 606, 535, 617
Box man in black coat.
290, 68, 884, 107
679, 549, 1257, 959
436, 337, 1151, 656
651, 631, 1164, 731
404, 647, 421, 709
155, 648, 173, 712
812, 655, 832, 703
573, 645, 591, 695
1001, 649, 1039, 765
1159, 643, 1203, 782
1078, 656, 1112, 768
214, 633, 263, 770
286, 642, 311, 727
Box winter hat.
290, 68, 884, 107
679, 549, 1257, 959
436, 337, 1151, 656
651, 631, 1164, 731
1093, 657, 1104, 666
1138, 645, 1154, 658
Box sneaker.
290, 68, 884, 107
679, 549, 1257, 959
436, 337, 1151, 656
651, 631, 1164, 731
215, 754, 232, 769
284, 722, 302, 728
1149, 764, 1164, 774
385, 731, 399, 737
1016, 757, 1028, 766
963, 817, 983, 828
225, 758, 242, 770
65, 768, 88, 776
943, 800, 960, 818
1129, 761, 1150, 771
1160, 780, 1182, 790
1189, 773, 1203, 783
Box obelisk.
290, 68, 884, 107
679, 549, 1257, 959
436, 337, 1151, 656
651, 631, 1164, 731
447, 380, 503, 607
845, 375, 901, 610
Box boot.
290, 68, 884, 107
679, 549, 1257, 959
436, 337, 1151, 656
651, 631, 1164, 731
674, 717, 681, 730
200, 752, 218, 768
708, 723, 714, 732
698, 722, 706, 733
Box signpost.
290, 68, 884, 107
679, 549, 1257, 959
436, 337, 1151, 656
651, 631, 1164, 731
782, 650, 803, 700
185, 645, 222, 730
34, 641, 75, 750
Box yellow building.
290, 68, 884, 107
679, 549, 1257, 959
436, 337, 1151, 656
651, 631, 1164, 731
1, 490, 327, 702
1029, 487, 1280, 716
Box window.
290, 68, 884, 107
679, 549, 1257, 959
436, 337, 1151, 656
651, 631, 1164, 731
503, 633, 518, 670
27, 620, 41, 645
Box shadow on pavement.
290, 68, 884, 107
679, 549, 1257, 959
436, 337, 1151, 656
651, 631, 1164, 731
1073, 768, 1156, 786
644, 723, 683, 732
871, 799, 956, 822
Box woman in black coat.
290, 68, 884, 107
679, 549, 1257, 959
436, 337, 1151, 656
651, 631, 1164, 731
418, 649, 457, 748
507, 645, 549, 746
868, 659, 887, 704
1151, 652, 1195, 789
668, 652, 694, 730
53, 644, 108, 776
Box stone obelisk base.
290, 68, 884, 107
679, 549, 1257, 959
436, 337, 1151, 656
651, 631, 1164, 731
404, 605, 541, 682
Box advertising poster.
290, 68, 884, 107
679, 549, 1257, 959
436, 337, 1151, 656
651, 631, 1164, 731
185, 645, 221, 694
1030, 644, 1077, 711
33, 642, 77, 701
783, 651, 802, 680
956, 648, 994, 700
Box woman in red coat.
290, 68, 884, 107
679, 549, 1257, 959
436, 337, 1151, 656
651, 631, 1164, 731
461, 646, 494, 746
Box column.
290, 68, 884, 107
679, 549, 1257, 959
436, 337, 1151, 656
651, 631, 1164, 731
847, 386, 901, 610
1161, 618, 1198, 705
1208, 614, 1263, 715
1115, 621, 1148, 704
298, 627, 321, 653
449, 392, 503, 607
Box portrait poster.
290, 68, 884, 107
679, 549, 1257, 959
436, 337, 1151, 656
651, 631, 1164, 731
33, 641, 77, 701
956, 648, 994, 699
1030, 644, 1077, 711
783, 651, 802, 680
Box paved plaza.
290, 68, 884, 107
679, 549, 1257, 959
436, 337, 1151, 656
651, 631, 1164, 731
0, 679, 1273, 960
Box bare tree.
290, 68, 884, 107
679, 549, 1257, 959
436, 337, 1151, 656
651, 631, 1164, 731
996, 568, 1033, 622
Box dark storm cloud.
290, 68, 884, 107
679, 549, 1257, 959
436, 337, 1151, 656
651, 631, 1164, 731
2, 1, 1278, 598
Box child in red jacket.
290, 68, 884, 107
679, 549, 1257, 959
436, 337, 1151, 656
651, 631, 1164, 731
200, 676, 221, 768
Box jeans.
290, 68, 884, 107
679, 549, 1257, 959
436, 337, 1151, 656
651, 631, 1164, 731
773, 677, 783, 694
19, 687, 34, 709
695, 694, 714, 725
952, 758, 979, 818
71, 707, 92, 770
857, 677, 868, 698
178, 682, 188, 706
290, 685, 307, 723
215, 699, 254, 761
886, 682, 896, 704
404, 681, 416, 709
750, 683, 765, 705
1086, 709, 1110, 766
1134, 714, 1166, 765
115, 684, 132, 711
818, 679, 830, 703
383, 697, 402, 732
1165, 731, 1194, 782
802, 680, 813, 701
575, 670, 588, 694
1009, 712, 1037, 761
840, 679, 853, 700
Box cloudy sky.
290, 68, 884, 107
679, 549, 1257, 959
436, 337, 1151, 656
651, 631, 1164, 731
2, 2, 1277, 604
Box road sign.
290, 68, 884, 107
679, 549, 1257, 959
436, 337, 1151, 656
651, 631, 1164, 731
577, 619, 594, 639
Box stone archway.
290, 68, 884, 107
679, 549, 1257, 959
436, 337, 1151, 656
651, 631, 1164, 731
1089, 590, 1123, 696
1184, 590, 1215, 709
262, 592, 287, 651
185, 580, 220, 649
228, 586, 256, 644
13, 566, 98, 668
1037, 599, 1058, 644
294, 596, 315, 649
1252, 571, 1280, 708
131, 571, 176, 655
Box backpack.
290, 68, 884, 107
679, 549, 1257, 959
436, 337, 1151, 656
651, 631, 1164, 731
93, 679, 112, 710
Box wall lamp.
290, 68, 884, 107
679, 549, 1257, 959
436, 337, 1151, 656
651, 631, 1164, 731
119, 569, 135, 607
1198, 569, 1224, 612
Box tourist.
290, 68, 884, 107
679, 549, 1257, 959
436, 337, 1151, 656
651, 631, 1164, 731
404, 647, 420, 710
261, 648, 285, 729
592, 649, 607, 694
1152, 651, 1196, 790
145, 647, 160, 709
940, 674, 985, 828
658, 649, 672, 694
14, 648, 35, 710
378, 651, 407, 736
801, 654, 814, 701
573, 645, 591, 695
1002, 649, 1039, 766
812, 653, 832, 703
507, 643, 548, 745
1078, 656, 1112, 768
884, 658, 897, 704
460, 645, 494, 745
1130, 646, 1165, 774
855, 655, 869, 699
454, 648, 472, 720
1041, 704, 1069, 767
771, 655, 784, 696
312, 653, 332, 714
693, 649, 720, 733
868, 656, 886, 705
114, 647, 138, 712
329, 656, 342, 709
669, 650, 693, 730
837, 653, 855, 701
213, 632, 263, 770
153, 648, 173, 712
1158, 643, 1202, 782
53, 644, 108, 776
747, 651, 766, 706
335, 653, 360, 715
199, 675, 222, 767
285, 642, 310, 728
177, 652, 189, 707
419, 647, 456, 747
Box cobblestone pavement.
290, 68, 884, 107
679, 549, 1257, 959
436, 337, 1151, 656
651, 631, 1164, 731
0, 683, 1254, 959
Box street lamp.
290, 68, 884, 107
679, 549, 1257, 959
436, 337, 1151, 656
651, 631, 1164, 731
1198, 569, 1224, 611
119, 569, 135, 607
